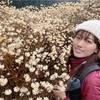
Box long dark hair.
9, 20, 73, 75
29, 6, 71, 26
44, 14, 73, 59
67, 30, 100, 77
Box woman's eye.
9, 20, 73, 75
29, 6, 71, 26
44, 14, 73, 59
86, 40, 92, 44
76, 36, 81, 39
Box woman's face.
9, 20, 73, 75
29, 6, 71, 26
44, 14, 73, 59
73, 30, 98, 58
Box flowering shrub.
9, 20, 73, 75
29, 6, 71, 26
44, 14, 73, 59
0, 0, 100, 100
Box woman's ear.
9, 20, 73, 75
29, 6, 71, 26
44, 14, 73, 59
94, 47, 99, 53
97, 51, 100, 59
94, 50, 98, 53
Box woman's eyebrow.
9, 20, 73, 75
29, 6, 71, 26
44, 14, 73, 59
76, 34, 81, 36
87, 37, 93, 39
77, 34, 94, 40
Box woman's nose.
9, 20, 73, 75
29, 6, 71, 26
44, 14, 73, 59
77, 40, 85, 46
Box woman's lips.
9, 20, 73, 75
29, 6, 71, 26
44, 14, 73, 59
74, 48, 84, 53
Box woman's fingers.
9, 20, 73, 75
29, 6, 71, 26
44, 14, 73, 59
52, 89, 67, 100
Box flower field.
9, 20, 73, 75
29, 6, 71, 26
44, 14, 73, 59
0, 0, 100, 100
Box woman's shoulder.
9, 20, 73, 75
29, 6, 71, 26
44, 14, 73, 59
81, 70, 100, 99
82, 70, 100, 87
84, 70, 100, 83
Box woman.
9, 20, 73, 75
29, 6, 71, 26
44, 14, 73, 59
53, 20, 100, 100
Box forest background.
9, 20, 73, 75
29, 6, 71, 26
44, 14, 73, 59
0, 0, 78, 8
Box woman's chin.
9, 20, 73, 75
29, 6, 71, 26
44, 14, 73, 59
74, 53, 85, 58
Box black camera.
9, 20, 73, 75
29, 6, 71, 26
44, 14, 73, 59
66, 77, 81, 100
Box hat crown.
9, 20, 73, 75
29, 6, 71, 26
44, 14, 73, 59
75, 20, 100, 41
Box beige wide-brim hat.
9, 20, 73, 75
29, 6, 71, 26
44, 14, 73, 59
75, 20, 100, 41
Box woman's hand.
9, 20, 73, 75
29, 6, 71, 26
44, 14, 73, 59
53, 88, 67, 100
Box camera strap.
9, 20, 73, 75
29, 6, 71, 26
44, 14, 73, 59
78, 63, 100, 84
